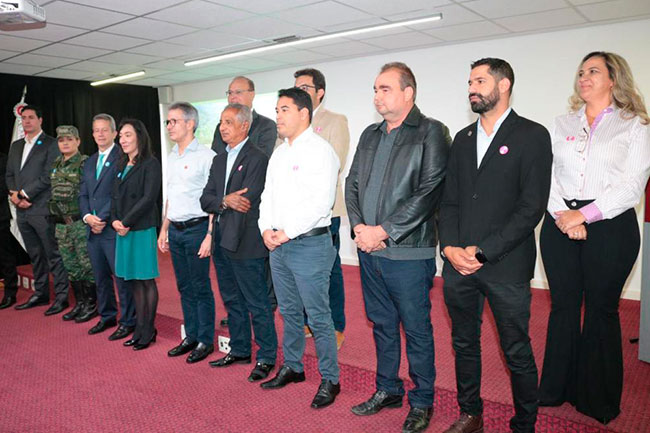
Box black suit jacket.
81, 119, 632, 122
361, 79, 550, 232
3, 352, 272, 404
211, 110, 277, 157
5, 133, 60, 216
438, 110, 552, 283
0, 153, 10, 224
80, 145, 123, 239
111, 156, 162, 231
200, 139, 268, 260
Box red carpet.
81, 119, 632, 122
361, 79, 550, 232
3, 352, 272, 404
3, 254, 649, 433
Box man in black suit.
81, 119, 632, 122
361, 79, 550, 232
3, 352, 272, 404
212, 76, 277, 157
438, 58, 552, 433
201, 103, 277, 381
6, 105, 70, 315
0, 152, 19, 309
80, 114, 136, 339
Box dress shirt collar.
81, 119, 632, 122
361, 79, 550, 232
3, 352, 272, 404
477, 107, 512, 137
172, 137, 199, 155
25, 130, 43, 145
577, 104, 615, 130
225, 137, 248, 154
98, 143, 115, 157
285, 127, 314, 147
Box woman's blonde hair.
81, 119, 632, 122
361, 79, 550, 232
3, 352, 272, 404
569, 51, 649, 125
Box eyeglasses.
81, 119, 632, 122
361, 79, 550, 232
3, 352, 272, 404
576, 127, 589, 153
297, 84, 316, 92
164, 118, 185, 127
225, 89, 253, 96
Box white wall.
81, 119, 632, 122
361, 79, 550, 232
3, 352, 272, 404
173, 18, 650, 300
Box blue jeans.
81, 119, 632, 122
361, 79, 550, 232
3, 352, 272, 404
270, 233, 339, 382
358, 252, 436, 408
169, 221, 215, 345
212, 234, 277, 363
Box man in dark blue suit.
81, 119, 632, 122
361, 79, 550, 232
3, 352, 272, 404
80, 114, 135, 339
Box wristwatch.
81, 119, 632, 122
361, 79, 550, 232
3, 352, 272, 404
475, 247, 488, 264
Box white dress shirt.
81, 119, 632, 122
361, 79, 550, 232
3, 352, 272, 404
476, 107, 511, 167
548, 105, 650, 222
167, 138, 216, 222
258, 128, 339, 240
20, 130, 43, 169
224, 137, 248, 195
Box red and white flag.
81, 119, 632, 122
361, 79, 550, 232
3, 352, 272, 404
9, 85, 28, 250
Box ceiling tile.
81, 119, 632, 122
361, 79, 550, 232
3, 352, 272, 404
60, 59, 135, 73
360, 30, 442, 50
126, 42, 208, 58
0, 34, 50, 51
335, 0, 451, 16
566, 0, 606, 4
146, 1, 253, 29
219, 16, 321, 41
578, 0, 650, 21
423, 20, 509, 41
92, 52, 162, 65
65, 32, 150, 50
35, 69, 93, 80
204, 0, 319, 15
256, 48, 333, 64
462, 0, 570, 19
4, 53, 75, 68
0, 63, 50, 75
496, 8, 586, 32
153, 71, 215, 82
405, 4, 484, 29
31, 43, 113, 60
219, 56, 285, 71
102, 18, 196, 40
309, 40, 384, 57
0, 49, 19, 60
185, 64, 246, 77
141, 58, 187, 71
0, 23, 87, 42
169, 30, 257, 50
273, 1, 374, 28
68, 0, 183, 15
127, 77, 180, 87
43, 1, 132, 29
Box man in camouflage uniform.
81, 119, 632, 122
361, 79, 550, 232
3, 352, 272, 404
50, 125, 97, 323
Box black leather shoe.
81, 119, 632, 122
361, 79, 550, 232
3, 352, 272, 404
311, 379, 340, 409
248, 362, 275, 382
88, 318, 117, 335
108, 325, 134, 341
133, 330, 157, 351
351, 390, 403, 416
442, 412, 483, 433
260, 365, 305, 389
209, 353, 251, 367
62, 303, 84, 321
403, 407, 433, 433
15, 295, 49, 310
187, 343, 214, 364
75, 304, 98, 323
44, 299, 69, 316
123, 338, 138, 347
168, 338, 198, 357
0, 296, 16, 310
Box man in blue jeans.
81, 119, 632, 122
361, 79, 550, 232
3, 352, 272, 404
345, 62, 451, 433
258, 87, 340, 409
158, 101, 216, 364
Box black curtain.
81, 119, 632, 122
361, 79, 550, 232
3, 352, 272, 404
0, 73, 161, 160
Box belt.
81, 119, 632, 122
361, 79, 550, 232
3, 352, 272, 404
563, 198, 595, 209
293, 226, 329, 240
53, 214, 82, 225
171, 216, 208, 231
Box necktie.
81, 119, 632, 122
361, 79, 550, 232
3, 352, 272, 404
96, 153, 105, 179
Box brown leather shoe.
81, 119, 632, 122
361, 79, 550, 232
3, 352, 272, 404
443, 413, 484, 433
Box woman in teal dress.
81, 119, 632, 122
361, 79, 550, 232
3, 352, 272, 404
111, 118, 162, 351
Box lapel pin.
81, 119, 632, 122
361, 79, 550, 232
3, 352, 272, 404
567, 136, 575, 141
315, 126, 322, 133
117, 172, 121, 178
237, 165, 243, 171
468, 130, 473, 136
293, 165, 299, 171
184, 165, 188, 169
499, 145, 509, 155
105, 161, 110, 167
36, 140, 42, 145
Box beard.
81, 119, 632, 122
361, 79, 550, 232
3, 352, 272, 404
469, 86, 500, 114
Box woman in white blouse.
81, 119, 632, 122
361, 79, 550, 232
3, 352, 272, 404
539, 51, 650, 424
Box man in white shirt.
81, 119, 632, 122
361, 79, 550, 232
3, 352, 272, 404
258, 88, 341, 409
158, 102, 216, 364
7, 105, 70, 314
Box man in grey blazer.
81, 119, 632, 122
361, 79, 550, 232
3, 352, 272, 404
6, 105, 70, 315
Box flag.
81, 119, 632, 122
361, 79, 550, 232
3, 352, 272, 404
9, 85, 28, 250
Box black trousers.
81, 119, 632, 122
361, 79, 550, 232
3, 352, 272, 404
539, 206, 639, 424
443, 271, 538, 433
0, 221, 18, 297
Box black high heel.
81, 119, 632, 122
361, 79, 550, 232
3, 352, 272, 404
133, 329, 157, 351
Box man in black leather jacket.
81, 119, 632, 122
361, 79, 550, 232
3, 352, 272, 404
345, 62, 451, 433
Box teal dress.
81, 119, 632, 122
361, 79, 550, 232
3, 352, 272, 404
115, 165, 159, 280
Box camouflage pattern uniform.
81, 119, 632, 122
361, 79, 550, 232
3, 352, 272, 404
50, 151, 94, 283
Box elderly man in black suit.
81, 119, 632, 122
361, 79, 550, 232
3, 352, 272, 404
6, 105, 70, 315
438, 58, 552, 433
201, 103, 277, 382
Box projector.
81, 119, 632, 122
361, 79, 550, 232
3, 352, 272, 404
0, 0, 46, 31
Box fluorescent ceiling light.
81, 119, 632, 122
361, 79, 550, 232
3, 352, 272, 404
90, 70, 146, 86
185, 13, 443, 67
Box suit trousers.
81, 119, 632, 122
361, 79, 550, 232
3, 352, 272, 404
539, 207, 639, 424
358, 252, 436, 408
17, 213, 69, 301
87, 232, 135, 326
443, 272, 538, 433
0, 221, 18, 297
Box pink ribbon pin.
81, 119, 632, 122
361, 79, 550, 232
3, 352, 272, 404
292, 165, 299, 171
567, 136, 576, 141
499, 145, 509, 155
315, 126, 322, 133
237, 165, 243, 171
